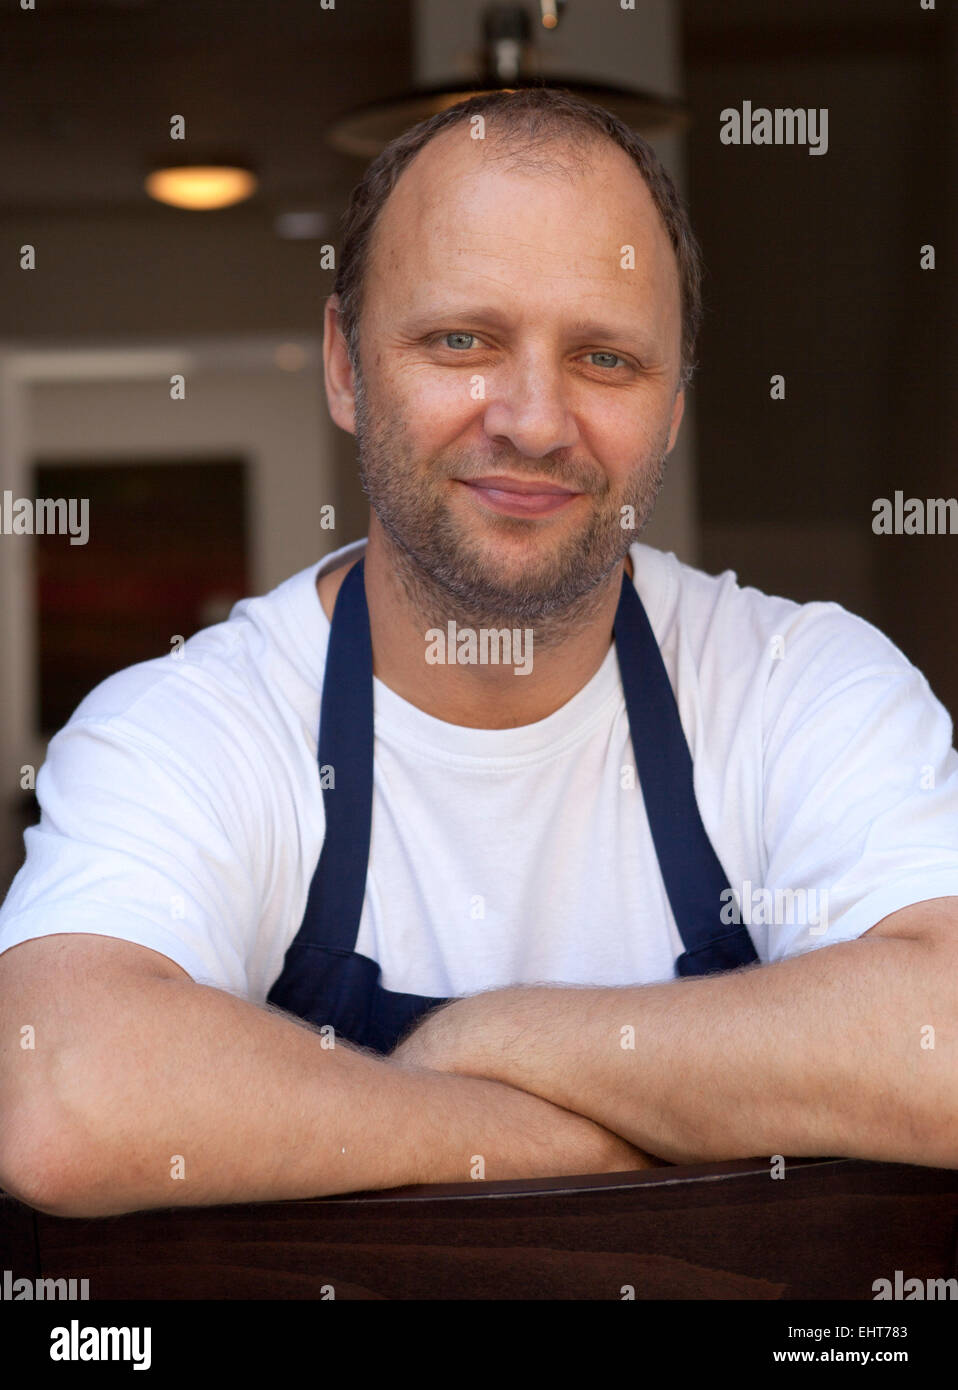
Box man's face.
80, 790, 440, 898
342, 126, 685, 625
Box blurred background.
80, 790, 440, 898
0, 0, 955, 896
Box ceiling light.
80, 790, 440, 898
145, 165, 258, 211
327, 1, 688, 159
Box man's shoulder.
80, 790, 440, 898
629, 541, 917, 684
60, 559, 330, 761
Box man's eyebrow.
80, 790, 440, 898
401, 305, 660, 353
565, 318, 659, 351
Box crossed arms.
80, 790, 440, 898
391, 896, 958, 1169
1, 897, 955, 1220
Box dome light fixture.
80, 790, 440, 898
327, 1, 688, 160
144, 164, 258, 211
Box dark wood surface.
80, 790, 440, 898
3, 1157, 957, 1299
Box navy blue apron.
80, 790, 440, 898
267, 555, 758, 1053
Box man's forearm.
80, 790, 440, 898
0, 950, 655, 1218
395, 931, 958, 1167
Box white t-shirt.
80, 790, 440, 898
2, 537, 958, 1003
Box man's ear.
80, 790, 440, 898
666, 387, 685, 453
323, 294, 357, 436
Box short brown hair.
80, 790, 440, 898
331, 85, 704, 388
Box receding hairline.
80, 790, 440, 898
384, 118, 647, 201
332, 89, 704, 387
365, 122, 679, 282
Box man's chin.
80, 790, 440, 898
443, 527, 572, 584
431, 535, 620, 619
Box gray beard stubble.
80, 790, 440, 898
352, 362, 670, 645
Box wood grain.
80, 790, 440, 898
3, 1158, 957, 1300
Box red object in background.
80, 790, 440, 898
33, 458, 249, 734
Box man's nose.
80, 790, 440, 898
480, 356, 580, 460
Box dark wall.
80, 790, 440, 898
683, 0, 957, 718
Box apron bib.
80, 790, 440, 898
267, 556, 758, 1053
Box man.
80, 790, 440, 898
2, 89, 958, 1221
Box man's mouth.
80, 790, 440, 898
455, 475, 583, 517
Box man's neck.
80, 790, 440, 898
318, 522, 633, 731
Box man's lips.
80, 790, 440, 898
456, 475, 583, 517
463, 474, 578, 496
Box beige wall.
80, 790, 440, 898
0, 341, 349, 894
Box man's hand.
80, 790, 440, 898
392, 901, 958, 1169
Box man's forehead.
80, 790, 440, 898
384, 125, 661, 223
369, 126, 674, 287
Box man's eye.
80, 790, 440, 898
586, 351, 627, 369
441, 332, 478, 350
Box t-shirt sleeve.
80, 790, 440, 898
760, 605, 958, 960
0, 711, 259, 995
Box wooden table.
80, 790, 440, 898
3, 1156, 958, 1299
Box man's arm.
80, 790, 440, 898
391, 898, 958, 1168
0, 933, 659, 1220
